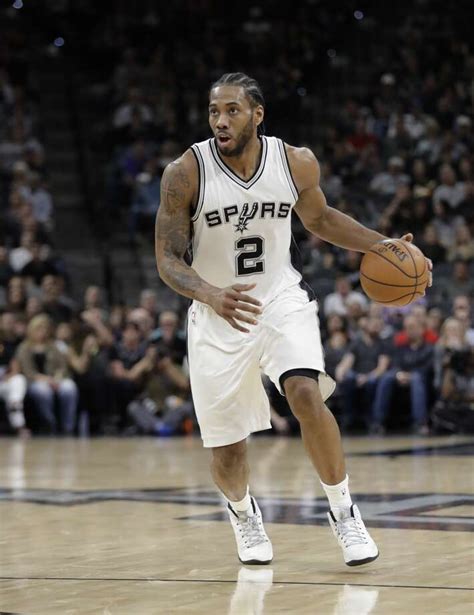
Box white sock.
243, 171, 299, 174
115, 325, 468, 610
320, 474, 352, 516
226, 486, 252, 514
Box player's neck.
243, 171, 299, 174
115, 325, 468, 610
220, 136, 262, 181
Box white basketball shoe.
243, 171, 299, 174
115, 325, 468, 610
328, 504, 379, 566
227, 496, 273, 565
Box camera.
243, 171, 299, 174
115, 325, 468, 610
447, 348, 471, 374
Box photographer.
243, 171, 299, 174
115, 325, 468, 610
433, 318, 467, 390
432, 318, 474, 432
127, 311, 193, 435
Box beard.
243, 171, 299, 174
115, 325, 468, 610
216, 116, 255, 157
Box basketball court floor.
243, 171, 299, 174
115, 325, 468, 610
0, 434, 473, 614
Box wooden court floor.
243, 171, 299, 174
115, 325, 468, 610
0, 434, 473, 614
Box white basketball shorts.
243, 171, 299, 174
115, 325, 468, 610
187, 284, 335, 448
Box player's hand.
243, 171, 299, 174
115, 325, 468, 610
208, 283, 262, 333
400, 233, 433, 289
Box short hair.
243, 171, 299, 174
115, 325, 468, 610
210, 72, 265, 135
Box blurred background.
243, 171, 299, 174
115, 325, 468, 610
0, 0, 472, 440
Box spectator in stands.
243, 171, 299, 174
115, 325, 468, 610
347, 117, 377, 154
303, 235, 336, 282
139, 289, 159, 325
337, 250, 362, 288
9, 230, 34, 272
109, 304, 127, 340
108, 321, 154, 431
426, 307, 444, 338
432, 322, 474, 433
5, 276, 27, 315
128, 307, 155, 340
130, 347, 192, 437
40, 274, 74, 323
393, 305, 438, 346
447, 224, 474, 263
345, 298, 368, 339
0, 311, 28, 436
442, 260, 474, 306
81, 285, 107, 319
20, 242, 57, 286
16, 314, 78, 434
431, 200, 456, 250
369, 156, 410, 198
451, 295, 474, 346
79, 306, 114, 347
336, 315, 390, 431
129, 156, 161, 241
324, 326, 349, 381
113, 87, 153, 131
411, 158, 435, 197
417, 224, 447, 265
320, 161, 343, 203
128, 311, 191, 436
379, 185, 413, 236
433, 317, 468, 390
64, 326, 111, 435
324, 274, 367, 318
414, 117, 442, 165
0, 244, 14, 290
28, 172, 53, 228
149, 310, 187, 365
371, 315, 434, 435
433, 164, 466, 210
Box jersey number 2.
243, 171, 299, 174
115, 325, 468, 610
235, 236, 265, 276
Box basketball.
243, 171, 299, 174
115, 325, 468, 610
360, 239, 429, 306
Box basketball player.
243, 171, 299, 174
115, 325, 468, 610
155, 73, 432, 566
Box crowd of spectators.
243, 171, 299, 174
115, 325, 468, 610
0, 2, 473, 438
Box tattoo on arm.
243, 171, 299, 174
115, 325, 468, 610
155, 161, 214, 302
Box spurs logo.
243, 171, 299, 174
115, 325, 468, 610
234, 202, 258, 233
377, 241, 408, 263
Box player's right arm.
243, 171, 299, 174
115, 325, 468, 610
155, 151, 262, 333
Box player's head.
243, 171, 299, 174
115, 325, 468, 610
209, 72, 265, 156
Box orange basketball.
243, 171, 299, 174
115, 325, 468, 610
360, 239, 429, 306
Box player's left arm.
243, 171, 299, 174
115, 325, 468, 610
288, 145, 432, 285
290, 145, 385, 251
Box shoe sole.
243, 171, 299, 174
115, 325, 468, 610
345, 551, 379, 567
239, 557, 273, 565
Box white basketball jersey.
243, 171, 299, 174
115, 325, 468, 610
190, 136, 309, 305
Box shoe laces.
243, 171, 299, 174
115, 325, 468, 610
337, 514, 368, 548
237, 513, 268, 549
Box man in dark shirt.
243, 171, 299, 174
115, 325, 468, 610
335, 316, 390, 430
41, 274, 75, 324
371, 315, 434, 434
109, 321, 155, 430
20, 243, 57, 286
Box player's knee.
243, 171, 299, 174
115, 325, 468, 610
285, 377, 324, 422
212, 440, 247, 471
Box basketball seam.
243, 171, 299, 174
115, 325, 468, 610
396, 240, 418, 304
360, 271, 418, 288
374, 291, 424, 304
368, 250, 418, 279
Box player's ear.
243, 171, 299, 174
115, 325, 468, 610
254, 105, 264, 128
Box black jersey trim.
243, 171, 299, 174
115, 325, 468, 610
209, 136, 268, 190
190, 145, 206, 222
290, 232, 316, 301
278, 139, 299, 200
280, 368, 321, 394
